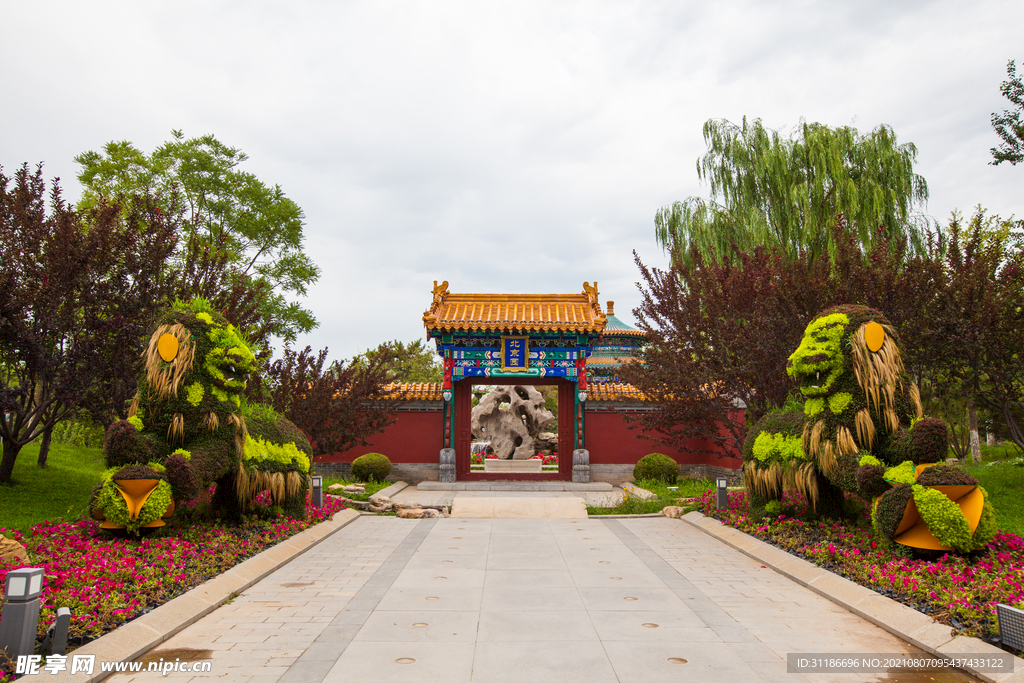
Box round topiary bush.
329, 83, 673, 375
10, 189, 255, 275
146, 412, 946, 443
910, 418, 950, 464
633, 453, 678, 484
856, 464, 890, 500
351, 453, 392, 483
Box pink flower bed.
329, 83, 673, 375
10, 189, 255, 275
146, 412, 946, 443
0, 497, 345, 678
696, 489, 1024, 646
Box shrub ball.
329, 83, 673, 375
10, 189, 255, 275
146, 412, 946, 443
165, 452, 202, 501
351, 453, 392, 483
910, 418, 950, 464
633, 453, 678, 484
856, 464, 891, 500
915, 463, 978, 487
104, 421, 151, 468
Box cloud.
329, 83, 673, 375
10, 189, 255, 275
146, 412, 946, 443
1, 0, 1021, 360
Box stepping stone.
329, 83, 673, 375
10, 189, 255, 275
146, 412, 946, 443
450, 494, 587, 518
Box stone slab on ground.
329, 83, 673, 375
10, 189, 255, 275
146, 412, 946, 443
450, 494, 588, 518
48, 508, 363, 683
394, 488, 622, 511
679, 510, 1023, 683
417, 481, 612, 492
103, 516, 996, 683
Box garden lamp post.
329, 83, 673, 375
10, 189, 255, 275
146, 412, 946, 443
997, 603, 1024, 650
0, 567, 44, 660
716, 478, 728, 511
311, 476, 323, 507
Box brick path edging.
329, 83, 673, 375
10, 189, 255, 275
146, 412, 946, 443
48, 508, 363, 683
680, 511, 1024, 683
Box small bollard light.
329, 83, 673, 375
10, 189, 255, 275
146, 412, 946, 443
997, 603, 1024, 650
0, 567, 45, 660
40, 607, 71, 656
311, 476, 323, 507
716, 478, 728, 511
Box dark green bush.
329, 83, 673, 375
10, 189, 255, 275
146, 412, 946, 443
352, 453, 392, 482
165, 452, 202, 501
856, 464, 890, 499
112, 464, 165, 480
872, 484, 913, 541
910, 418, 950, 464
915, 463, 978, 487
633, 453, 678, 484
104, 421, 153, 468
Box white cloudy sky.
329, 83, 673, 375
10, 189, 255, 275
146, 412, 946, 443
2, 1, 1021, 360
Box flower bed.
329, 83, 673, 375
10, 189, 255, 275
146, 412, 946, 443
0, 497, 345, 679
695, 489, 1024, 647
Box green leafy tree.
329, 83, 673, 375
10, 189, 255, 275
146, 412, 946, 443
74, 130, 320, 341
352, 339, 443, 384
655, 118, 929, 265
991, 60, 1024, 166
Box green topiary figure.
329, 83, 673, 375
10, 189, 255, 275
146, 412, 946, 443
91, 299, 312, 531
743, 305, 998, 554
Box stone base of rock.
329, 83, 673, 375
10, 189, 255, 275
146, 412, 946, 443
483, 459, 543, 473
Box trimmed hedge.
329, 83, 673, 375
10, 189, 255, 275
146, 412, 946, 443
633, 453, 678, 484
910, 418, 950, 464
872, 484, 913, 541
352, 453, 392, 482
856, 464, 890, 499
915, 464, 978, 487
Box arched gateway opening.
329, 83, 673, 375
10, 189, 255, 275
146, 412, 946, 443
423, 281, 605, 481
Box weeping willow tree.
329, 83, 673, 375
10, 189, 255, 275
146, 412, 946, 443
656, 118, 930, 265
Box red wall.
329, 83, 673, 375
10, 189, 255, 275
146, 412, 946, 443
585, 410, 743, 468
319, 406, 742, 469
317, 411, 443, 464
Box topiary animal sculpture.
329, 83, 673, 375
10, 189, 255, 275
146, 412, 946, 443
743, 305, 997, 553
745, 306, 924, 515
91, 299, 313, 531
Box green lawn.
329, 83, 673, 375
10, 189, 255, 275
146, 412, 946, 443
587, 477, 713, 515
320, 477, 392, 501
0, 442, 106, 535
965, 443, 1024, 537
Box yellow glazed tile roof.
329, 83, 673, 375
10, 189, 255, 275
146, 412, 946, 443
588, 382, 648, 401
384, 383, 444, 401
383, 382, 647, 402
423, 281, 607, 333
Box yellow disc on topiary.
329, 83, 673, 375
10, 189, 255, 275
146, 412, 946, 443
158, 333, 180, 362
864, 321, 885, 353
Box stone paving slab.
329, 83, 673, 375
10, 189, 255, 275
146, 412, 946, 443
417, 481, 613, 491
680, 511, 1023, 683
450, 494, 588, 518
94, 514, 1006, 683
49, 508, 363, 683
394, 487, 623, 509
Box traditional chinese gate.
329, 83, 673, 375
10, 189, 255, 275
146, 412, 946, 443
422, 281, 607, 481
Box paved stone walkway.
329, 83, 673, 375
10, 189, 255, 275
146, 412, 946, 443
112, 516, 978, 683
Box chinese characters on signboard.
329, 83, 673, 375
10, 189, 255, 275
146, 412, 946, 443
501, 336, 528, 372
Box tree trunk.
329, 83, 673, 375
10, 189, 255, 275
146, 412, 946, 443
968, 397, 981, 463
37, 424, 54, 467
0, 439, 22, 484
